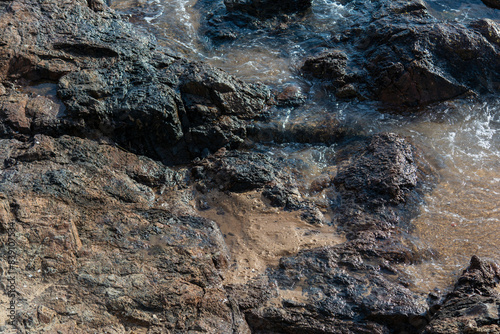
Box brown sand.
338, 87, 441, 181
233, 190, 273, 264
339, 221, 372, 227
195, 190, 345, 284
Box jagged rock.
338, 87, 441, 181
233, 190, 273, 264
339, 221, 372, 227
0, 135, 254, 333
301, 51, 348, 80
334, 133, 418, 208
471, 19, 500, 46
0, 0, 270, 164
423, 256, 500, 334
226, 133, 436, 333
193, 150, 277, 192
301, 0, 500, 106
244, 245, 429, 333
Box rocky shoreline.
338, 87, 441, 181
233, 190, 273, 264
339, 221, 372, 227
0, 0, 499, 333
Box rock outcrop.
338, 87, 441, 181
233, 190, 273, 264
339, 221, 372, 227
0, 0, 270, 164
300, 0, 500, 106
0, 135, 252, 333
1, 0, 498, 333
424, 256, 500, 334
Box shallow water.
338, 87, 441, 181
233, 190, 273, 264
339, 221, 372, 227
111, 0, 500, 292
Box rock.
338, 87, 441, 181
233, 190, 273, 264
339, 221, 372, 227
193, 150, 277, 192
275, 85, 306, 106
334, 133, 418, 208
301, 51, 348, 80
423, 256, 500, 334
0, 0, 270, 164
262, 184, 303, 210
1, 0, 488, 333
471, 19, 500, 46
481, 0, 500, 9
0, 135, 249, 333
301, 0, 500, 106
224, 0, 312, 17
225, 133, 437, 333
335, 83, 358, 99
244, 245, 429, 333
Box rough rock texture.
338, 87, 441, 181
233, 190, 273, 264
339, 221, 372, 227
301, 51, 348, 80
0, 0, 270, 164
0, 0, 497, 333
245, 245, 429, 334
300, 0, 500, 106
219, 134, 438, 333
0, 135, 252, 333
424, 256, 500, 334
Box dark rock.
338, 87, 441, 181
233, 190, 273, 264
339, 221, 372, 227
334, 133, 418, 208
245, 245, 428, 334
262, 184, 303, 210
275, 85, 307, 106
423, 256, 500, 334
335, 84, 359, 99
229, 133, 437, 333
471, 19, 500, 46
301, 51, 348, 80
301, 0, 500, 106
0, 0, 271, 164
194, 150, 277, 192
224, 0, 312, 17
482, 0, 500, 9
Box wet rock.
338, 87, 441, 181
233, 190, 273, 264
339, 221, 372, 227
301, 50, 348, 80
0, 0, 270, 164
0, 135, 251, 333
262, 184, 303, 210
471, 19, 500, 46
332, 133, 437, 253
275, 85, 307, 106
302, 0, 500, 106
193, 150, 278, 192
482, 0, 500, 9
334, 133, 418, 208
335, 83, 359, 99
224, 0, 312, 17
424, 256, 500, 334
228, 133, 437, 333
244, 245, 429, 333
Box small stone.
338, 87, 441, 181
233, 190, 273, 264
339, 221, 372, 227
336, 84, 358, 99
38, 306, 57, 324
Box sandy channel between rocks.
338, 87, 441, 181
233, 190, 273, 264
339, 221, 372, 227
195, 190, 345, 284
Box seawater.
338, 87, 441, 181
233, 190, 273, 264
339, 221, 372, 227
111, 0, 500, 292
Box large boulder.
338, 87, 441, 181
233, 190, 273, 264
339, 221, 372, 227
301, 0, 500, 106
0, 0, 270, 164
